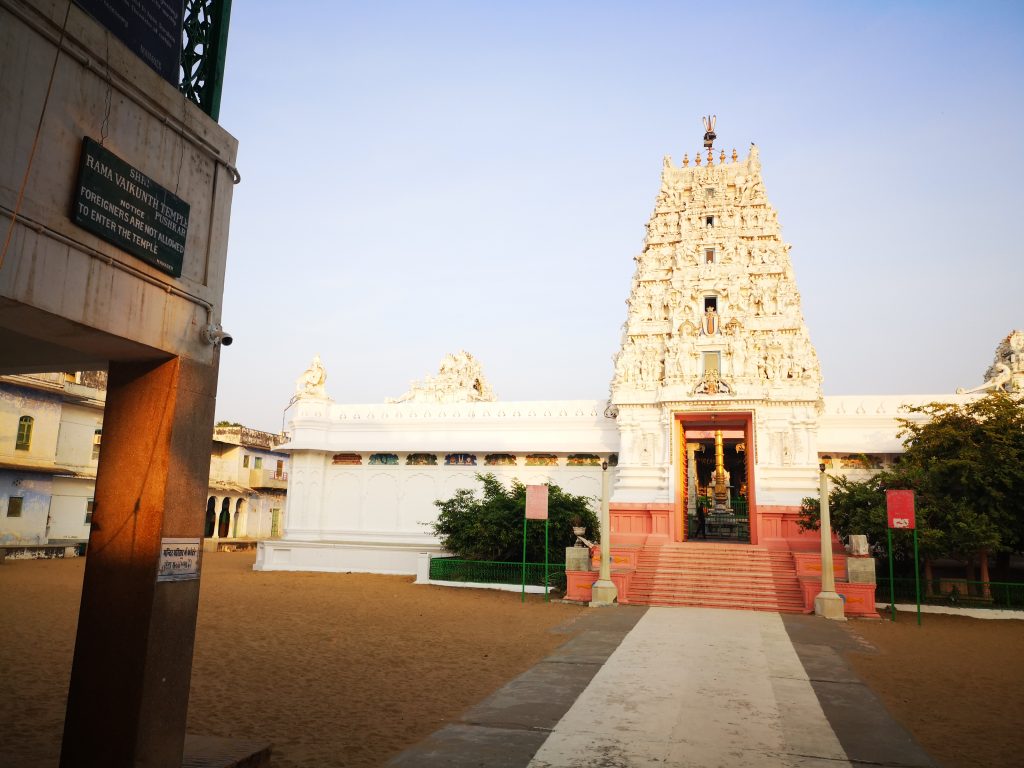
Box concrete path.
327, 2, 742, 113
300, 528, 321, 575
389, 606, 935, 768
530, 608, 849, 768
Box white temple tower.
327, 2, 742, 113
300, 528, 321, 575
609, 139, 823, 549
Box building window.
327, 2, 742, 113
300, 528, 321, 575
705, 216, 714, 227
242, 455, 250, 468
7, 497, 23, 517
702, 351, 721, 374
704, 248, 716, 264
85, 498, 95, 525
16, 416, 33, 451
275, 459, 284, 479
254, 457, 263, 469
92, 429, 102, 461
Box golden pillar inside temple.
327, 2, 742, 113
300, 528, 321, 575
713, 429, 729, 509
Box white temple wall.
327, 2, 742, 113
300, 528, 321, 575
291, 458, 610, 545
281, 450, 328, 539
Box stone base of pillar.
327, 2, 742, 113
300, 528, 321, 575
814, 591, 846, 620
590, 579, 618, 607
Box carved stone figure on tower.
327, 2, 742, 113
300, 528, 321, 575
956, 330, 1024, 394
388, 351, 497, 403
295, 354, 330, 399
702, 306, 720, 336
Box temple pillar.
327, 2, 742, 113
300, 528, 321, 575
211, 499, 221, 540
61, 355, 218, 767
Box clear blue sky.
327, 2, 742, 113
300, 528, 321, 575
214, 1, 1024, 432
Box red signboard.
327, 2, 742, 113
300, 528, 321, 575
525, 485, 549, 520
886, 489, 916, 530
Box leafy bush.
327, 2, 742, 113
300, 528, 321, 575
430, 473, 600, 563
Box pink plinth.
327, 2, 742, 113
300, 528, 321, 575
565, 569, 633, 603
793, 551, 848, 580
610, 502, 674, 546
589, 546, 639, 571
798, 578, 879, 618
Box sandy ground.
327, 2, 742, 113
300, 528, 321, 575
845, 612, 1024, 768
3, 552, 1024, 768
0, 551, 585, 767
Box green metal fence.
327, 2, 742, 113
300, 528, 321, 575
877, 577, 1024, 610
429, 557, 566, 588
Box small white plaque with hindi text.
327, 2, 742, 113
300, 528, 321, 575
157, 538, 201, 582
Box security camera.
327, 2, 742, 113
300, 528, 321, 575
201, 324, 234, 346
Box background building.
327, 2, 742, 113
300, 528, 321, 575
0, 371, 104, 548
0, 372, 288, 552
207, 424, 288, 542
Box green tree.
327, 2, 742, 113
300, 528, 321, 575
430, 473, 600, 563
800, 393, 1024, 588
798, 469, 942, 566
896, 392, 1024, 585
800, 472, 892, 554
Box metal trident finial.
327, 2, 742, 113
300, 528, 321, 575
702, 115, 717, 150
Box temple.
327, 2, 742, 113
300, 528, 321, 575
260, 136, 999, 615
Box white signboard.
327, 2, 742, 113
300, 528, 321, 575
156, 538, 201, 582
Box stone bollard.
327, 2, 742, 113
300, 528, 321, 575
565, 547, 590, 572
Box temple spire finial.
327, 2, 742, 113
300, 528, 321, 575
702, 114, 717, 150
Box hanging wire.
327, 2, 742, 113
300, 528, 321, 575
99, 31, 112, 146
175, 95, 187, 195
0, 0, 73, 272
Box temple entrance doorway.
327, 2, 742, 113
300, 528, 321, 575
678, 413, 755, 544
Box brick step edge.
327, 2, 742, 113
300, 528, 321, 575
630, 598, 806, 613
630, 580, 802, 592
631, 588, 804, 600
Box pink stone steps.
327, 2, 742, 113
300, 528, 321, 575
625, 542, 805, 613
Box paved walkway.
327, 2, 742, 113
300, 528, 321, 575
389, 606, 935, 768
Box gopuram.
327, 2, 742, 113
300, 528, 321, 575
607, 136, 823, 552
261, 122, 1007, 615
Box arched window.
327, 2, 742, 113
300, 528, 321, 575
16, 416, 33, 451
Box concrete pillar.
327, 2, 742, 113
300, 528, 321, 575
61, 355, 218, 767
415, 552, 432, 583
814, 467, 845, 620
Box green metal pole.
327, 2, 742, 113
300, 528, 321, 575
521, 517, 527, 604
887, 528, 896, 622
544, 519, 549, 602
913, 529, 921, 626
